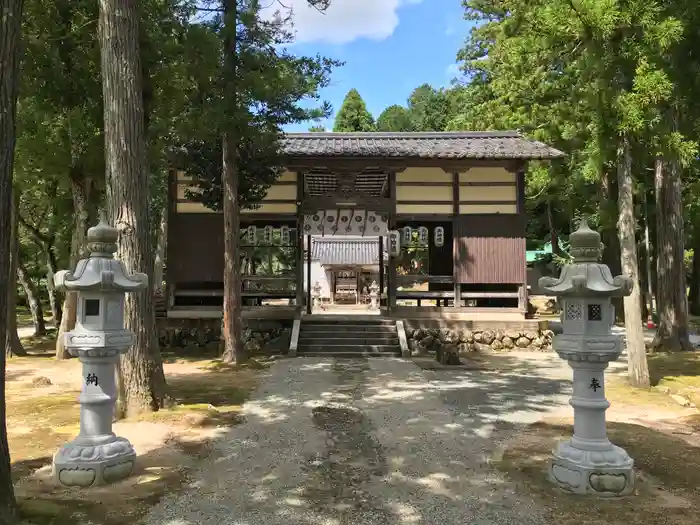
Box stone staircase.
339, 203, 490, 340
296, 318, 402, 357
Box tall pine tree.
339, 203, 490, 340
333, 88, 375, 132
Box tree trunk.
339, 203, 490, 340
16, 214, 62, 326
616, 134, 650, 388
222, 133, 244, 363
650, 156, 692, 351
55, 171, 91, 359
546, 197, 560, 254
45, 249, 61, 326
0, 0, 24, 521
599, 168, 624, 322
221, 1, 245, 364
98, 0, 171, 416
153, 204, 167, 294
17, 261, 46, 336
6, 188, 25, 357
689, 231, 700, 315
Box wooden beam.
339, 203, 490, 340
388, 171, 397, 311
516, 162, 526, 214
306, 234, 312, 314
301, 196, 392, 213
378, 235, 385, 301
296, 171, 304, 312
458, 200, 517, 205
395, 214, 453, 222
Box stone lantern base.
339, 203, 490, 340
549, 440, 634, 496
53, 435, 136, 487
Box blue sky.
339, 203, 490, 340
263, 1, 474, 132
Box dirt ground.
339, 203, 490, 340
492, 350, 700, 525
6, 335, 263, 525
8, 322, 700, 524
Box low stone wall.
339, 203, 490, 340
406, 326, 553, 355
156, 318, 291, 354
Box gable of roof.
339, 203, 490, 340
311, 237, 384, 266
282, 131, 564, 160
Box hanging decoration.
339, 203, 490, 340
434, 226, 445, 247
247, 225, 257, 245
388, 230, 401, 257
418, 226, 429, 246
402, 226, 412, 245
280, 225, 290, 245
303, 210, 388, 236
264, 225, 273, 244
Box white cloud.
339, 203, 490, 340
445, 63, 461, 77
260, 0, 423, 45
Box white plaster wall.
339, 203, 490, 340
303, 260, 332, 299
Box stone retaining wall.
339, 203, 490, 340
156, 318, 290, 354
406, 327, 553, 355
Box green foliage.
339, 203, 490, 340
407, 84, 452, 131
177, 2, 340, 210
376, 105, 414, 132
333, 88, 376, 132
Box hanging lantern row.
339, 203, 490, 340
388, 225, 445, 254
245, 225, 292, 245
398, 226, 443, 247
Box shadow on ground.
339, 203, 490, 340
495, 417, 700, 525
142, 354, 572, 525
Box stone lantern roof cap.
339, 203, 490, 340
53, 219, 148, 293
537, 218, 632, 297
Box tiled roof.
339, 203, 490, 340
311, 237, 384, 266
281, 131, 564, 160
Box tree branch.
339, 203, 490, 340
17, 212, 51, 246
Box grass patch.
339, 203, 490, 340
7, 354, 262, 525
647, 352, 700, 406
16, 329, 58, 356
494, 417, 700, 525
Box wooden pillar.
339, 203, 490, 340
306, 234, 312, 314
516, 164, 527, 315
295, 172, 304, 312
388, 171, 397, 311
452, 171, 461, 308
378, 235, 384, 305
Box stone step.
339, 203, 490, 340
301, 325, 397, 334
296, 350, 400, 358
298, 335, 399, 345
302, 319, 396, 326
296, 344, 399, 354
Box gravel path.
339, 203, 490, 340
143, 357, 571, 525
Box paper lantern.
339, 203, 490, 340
247, 225, 257, 245
280, 225, 290, 245
388, 231, 401, 257
264, 225, 273, 244
434, 226, 444, 248
418, 226, 429, 245
402, 226, 412, 244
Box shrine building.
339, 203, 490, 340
165, 131, 564, 323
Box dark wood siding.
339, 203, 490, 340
168, 213, 224, 283
453, 214, 526, 284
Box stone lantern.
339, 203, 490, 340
52, 219, 148, 487
538, 217, 635, 496
312, 281, 322, 310
369, 280, 380, 310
